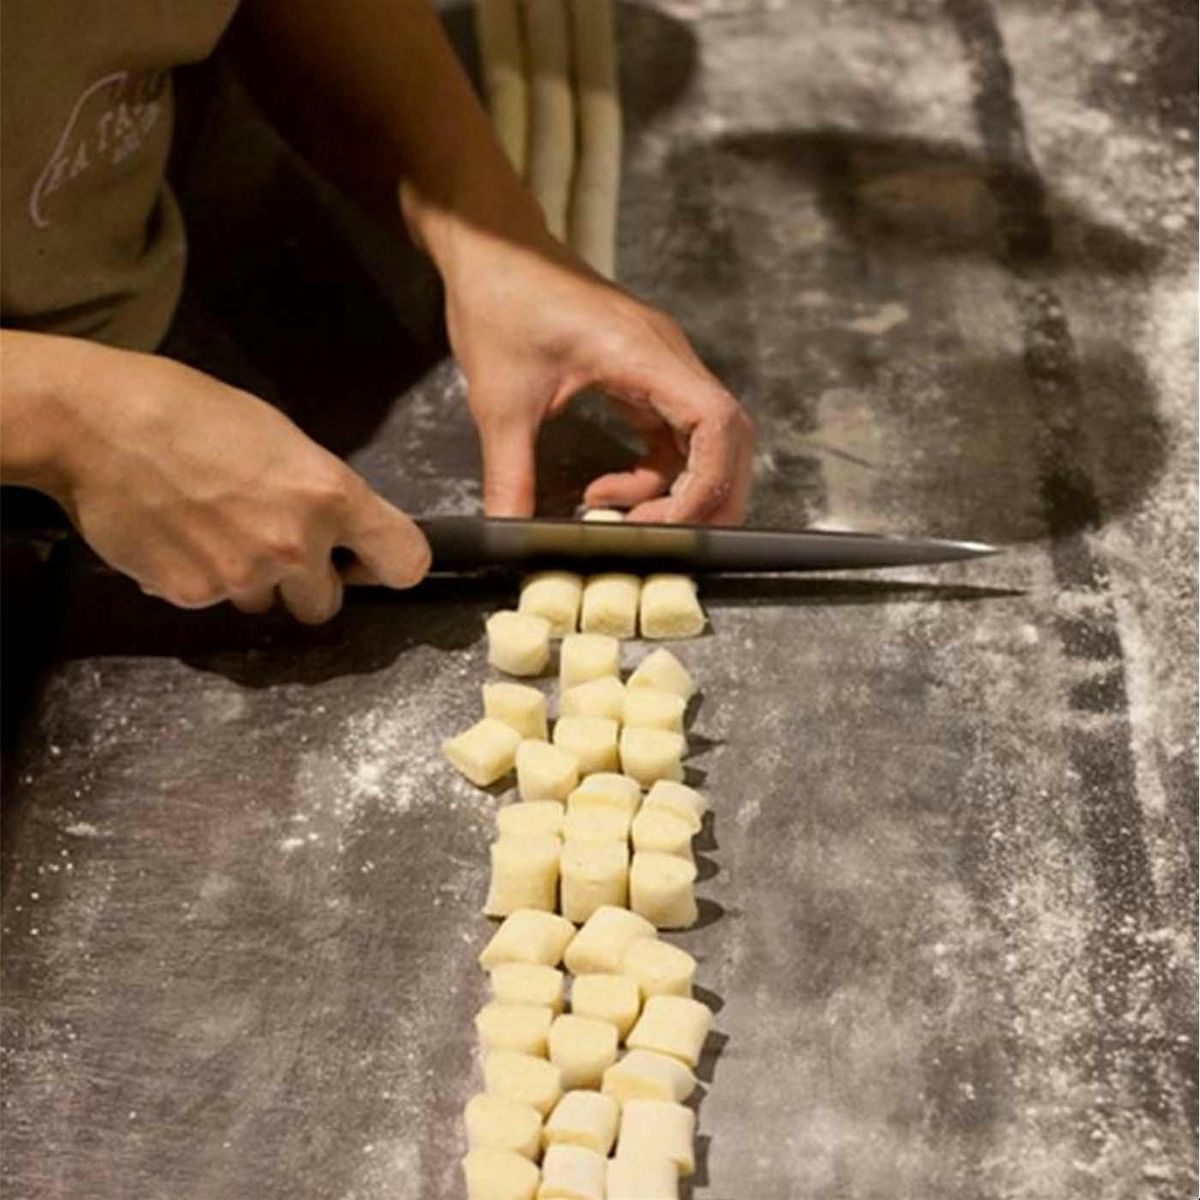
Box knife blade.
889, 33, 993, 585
414, 516, 997, 573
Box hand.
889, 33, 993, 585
2, 334, 429, 621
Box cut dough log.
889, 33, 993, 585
544, 1089, 620, 1155
580, 574, 640, 639
476, 1002, 555, 1056
462, 1146, 541, 1200
444, 718, 523, 787
626, 995, 712, 1068
474, 0, 529, 175
639, 575, 706, 640
465, 1091, 544, 1160
570, 973, 641, 1040
558, 676, 626, 722
564, 905, 654, 975
580, 508, 624, 522
517, 740, 580, 803
552, 716, 619, 774
485, 682, 550, 740
484, 1049, 564, 1116
562, 806, 631, 843
616, 1099, 695, 1176
567, 774, 641, 818
538, 1143, 605, 1199
627, 648, 695, 700
622, 688, 685, 733
619, 938, 696, 1000
489, 611, 552, 676
629, 852, 698, 929
490, 962, 566, 1013
601, 1049, 696, 1106
497, 800, 565, 841
605, 1155, 679, 1200
522, 0, 574, 240
559, 840, 628, 923
641, 780, 706, 834
559, 633, 620, 689
480, 910, 577, 969
485, 835, 561, 916
630, 808, 694, 861
519, 571, 583, 638
619, 728, 685, 787
548, 1013, 619, 1089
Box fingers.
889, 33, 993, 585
584, 425, 684, 511
278, 559, 344, 625
341, 486, 432, 589
476, 407, 540, 517
230, 582, 276, 615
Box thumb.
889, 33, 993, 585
341, 486, 431, 589
475, 403, 539, 517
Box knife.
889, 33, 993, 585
414, 516, 997, 573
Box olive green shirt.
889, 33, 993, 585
1, 0, 239, 350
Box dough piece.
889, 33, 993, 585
641, 780, 706, 834
444, 718, 523, 787
523, 0, 574, 240
485, 682, 550, 741
484, 1049, 564, 1116
580, 508, 624, 522
489, 611, 553, 677
570, 973, 640, 1040
462, 1146, 541, 1200
621, 688, 685, 734
567, 773, 641, 818
600, 1050, 696, 1106
616, 1100, 695, 1176
559, 633, 620, 689
497, 801, 565, 841
619, 938, 696, 1000
520, 571, 583, 639
627, 648, 695, 700
476, 1002, 556, 1056
516, 740, 580, 803
552, 716, 619, 775
626, 996, 712, 1068
465, 1092, 544, 1160
580, 574, 640, 639
537, 1143, 605, 1200
559, 840, 628, 923
490, 962, 566, 1013
485, 835, 562, 916
605, 1155, 679, 1200
629, 852, 697, 929
548, 1014, 619, 1089
480, 910, 577, 970
544, 1089, 620, 1155
619, 728, 685, 787
630, 808, 694, 861
562, 806, 631, 843
564, 905, 654, 975
558, 676, 626, 722
638, 575, 706, 640
474, 0, 529, 175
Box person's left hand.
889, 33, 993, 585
442, 235, 756, 523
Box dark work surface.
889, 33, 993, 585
2, 2, 1196, 1198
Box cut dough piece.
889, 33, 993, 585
570, 973, 640, 1040
564, 906, 655, 975
622, 688, 685, 733
490, 962, 566, 1013
552, 716, 619, 774
480, 910, 577, 970
516, 740, 580, 803
485, 835, 561, 916
484, 1049, 564, 1116
497, 801, 565, 841
627, 648, 695, 700
626, 996, 712, 1069
476, 1002, 555, 1056
489, 611, 553, 677
629, 852, 698, 929
519, 571, 583, 639
544, 1089, 620, 1155
619, 938, 696, 1000
444, 718, 523, 787
605, 1155, 679, 1200
474, 0, 528, 175
630, 808, 694, 861
523, 0, 574, 240
548, 1014, 619, 1089
558, 676, 626, 722
559, 841, 628, 923
462, 1146, 541, 1200
639, 575, 706, 640
619, 728, 685, 787
580, 574, 640, 639
641, 781, 707, 834
567, 774, 641, 818
580, 508, 624, 522
562, 806, 630, 843
537, 1143, 605, 1200
616, 1100, 695, 1176
559, 633, 620, 689
485, 682, 550, 741
601, 1050, 696, 1106
465, 1091, 544, 1160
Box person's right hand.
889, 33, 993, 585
2, 334, 429, 622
